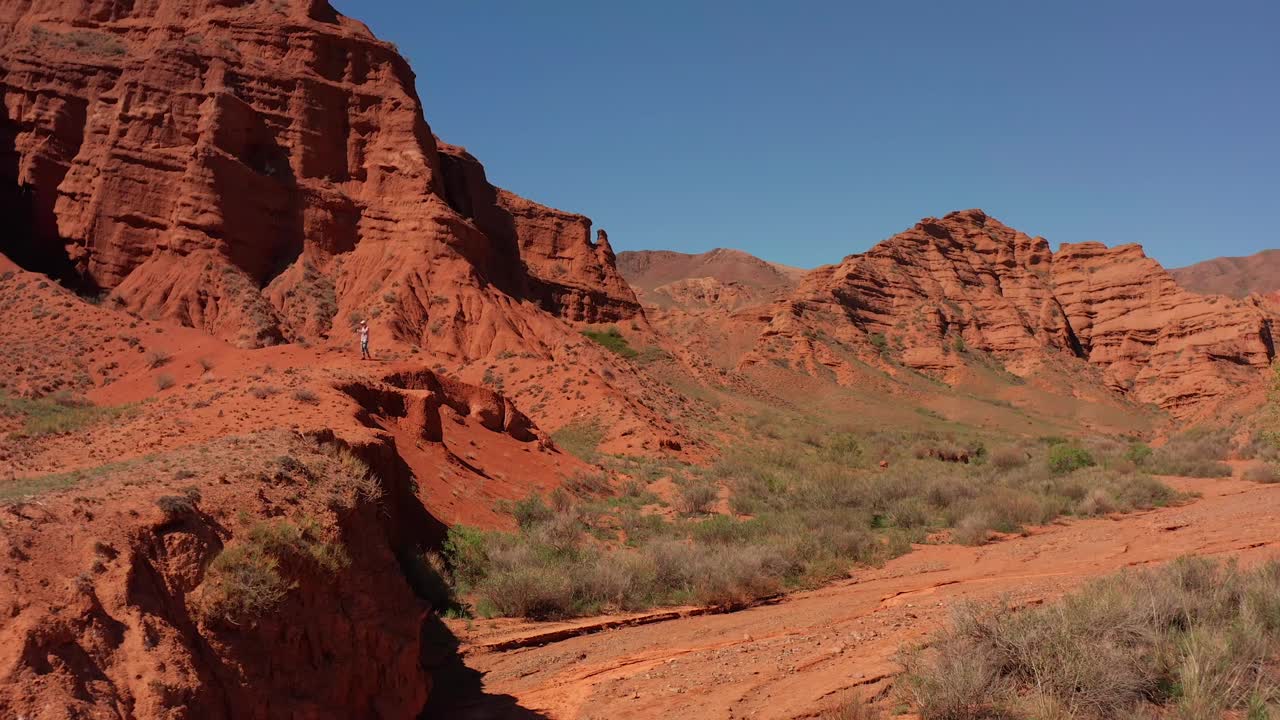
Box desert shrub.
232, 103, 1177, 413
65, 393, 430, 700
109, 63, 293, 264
318, 446, 382, 509
951, 512, 994, 546
678, 482, 718, 515
1244, 463, 1279, 484
565, 469, 611, 497
818, 698, 885, 720
155, 374, 175, 391
200, 518, 347, 623
147, 350, 171, 369
989, 446, 1027, 471
901, 558, 1280, 719
292, 388, 320, 404
822, 433, 864, 465
155, 487, 201, 518
1125, 441, 1154, 466
197, 357, 214, 372
1150, 426, 1234, 477
1047, 444, 1094, 475
507, 494, 554, 531
199, 543, 289, 624
248, 385, 279, 399
580, 326, 639, 359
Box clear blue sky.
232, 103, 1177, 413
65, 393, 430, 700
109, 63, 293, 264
334, 0, 1278, 269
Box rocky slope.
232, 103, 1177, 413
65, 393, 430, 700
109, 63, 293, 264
0, 0, 703, 459
0, 260, 584, 718
0, 0, 641, 352
1171, 249, 1280, 299
744, 210, 1274, 418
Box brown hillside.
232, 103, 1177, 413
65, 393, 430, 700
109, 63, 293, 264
617, 248, 805, 293
1171, 249, 1280, 298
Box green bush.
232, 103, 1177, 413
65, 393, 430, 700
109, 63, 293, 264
581, 326, 639, 359
1047, 444, 1095, 475
1125, 441, 1153, 466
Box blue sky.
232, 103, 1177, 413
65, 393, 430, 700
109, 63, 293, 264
334, 0, 1279, 269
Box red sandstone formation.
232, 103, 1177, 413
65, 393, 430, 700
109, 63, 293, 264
0, 0, 640, 352
744, 210, 1274, 417
1051, 241, 1273, 414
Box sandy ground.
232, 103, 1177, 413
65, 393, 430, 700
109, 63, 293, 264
430, 473, 1280, 719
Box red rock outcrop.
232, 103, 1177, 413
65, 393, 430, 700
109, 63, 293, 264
0, 0, 641, 351
746, 210, 1274, 417
1051, 241, 1274, 414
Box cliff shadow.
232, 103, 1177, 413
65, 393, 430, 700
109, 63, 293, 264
0, 110, 97, 293
420, 615, 551, 720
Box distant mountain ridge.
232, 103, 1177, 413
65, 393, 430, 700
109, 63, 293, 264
616, 248, 805, 293
1172, 249, 1280, 298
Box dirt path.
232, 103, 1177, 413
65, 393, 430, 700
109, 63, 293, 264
429, 476, 1280, 719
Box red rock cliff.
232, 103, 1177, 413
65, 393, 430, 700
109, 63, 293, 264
749, 210, 1274, 416
0, 0, 641, 349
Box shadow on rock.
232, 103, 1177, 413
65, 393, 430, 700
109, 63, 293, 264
420, 615, 550, 720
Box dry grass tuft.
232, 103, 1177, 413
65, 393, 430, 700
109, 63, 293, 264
901, 558, 1280, 719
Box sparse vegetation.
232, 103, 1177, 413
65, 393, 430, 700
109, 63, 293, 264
551, 420, 605, 462
0, 459, 140, 505
31, 25, 127, 56
1150, 427, 1234, 478
901, 558, 1280, 719
292, 388, 320, 404
199, 517, 348, 624
156, 487, 202, 518
1244, 463, 1279, 484
0, 390, 133, 438
155, 374, 175, 391
442, 428, 1180, 620
581, 326, 639, 359
678, 482, 718, 515
147, 350, 172, 369
869, 332, 889, 354
249, 385, 280, 399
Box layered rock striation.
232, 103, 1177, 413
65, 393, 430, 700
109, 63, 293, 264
748, 210, 1274, 416
0, 0, 641, 350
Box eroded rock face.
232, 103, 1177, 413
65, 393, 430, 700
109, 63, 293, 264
1051, 241, 1274, 414
0, 0, 640, 350
748, 210, 1274, 416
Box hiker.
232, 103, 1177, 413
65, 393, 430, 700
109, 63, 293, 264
358, 319, 371, 360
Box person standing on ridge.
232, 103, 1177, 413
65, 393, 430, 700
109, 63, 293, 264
358, 319, 371, 360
